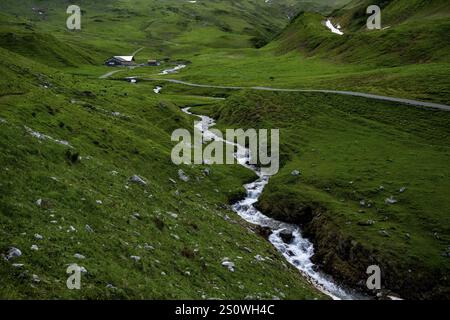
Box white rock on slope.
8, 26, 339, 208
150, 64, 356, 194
6, 247, 22, 260
221, 258, 235, 272
178, 169, 189, 182
129, 175, 148, 186
74, 253, 86, 260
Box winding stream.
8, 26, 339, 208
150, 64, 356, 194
182, 107, 359, 300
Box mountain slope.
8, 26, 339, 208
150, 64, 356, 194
334, 0, 450, 30
275, 0, 450, 66
0, 0, 307, 55
0, 45, 325, 299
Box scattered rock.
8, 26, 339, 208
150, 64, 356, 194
12, 263, 24, 268
132, 212, 141, 220
31, 245, 39, 251
254, 255, 265, 262
385, 196, 398, 205
291, 170, 301, 177
379, 230, 390, 237
74, 253, 86, 260
359, 200, 366, 207
85, 225, 94, 233
178, 169, 189, 182
399, 187, 407, 193
129, 175, 147, 186
32, 274, 41, 283
106, 284, 117, 290
168, 212, 178, 219
243, 247, 252, 253
144, 244, 154, 251
358, 220, 375, 226
171, 234, 180, 240
96, 200, 103, 205
130, 256, 141, 262
221, 258, 235, 272
203, 168, 211, 176
34, 234, 43, 240
35, 199, 50, 209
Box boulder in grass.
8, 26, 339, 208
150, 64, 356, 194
6, 247, 22, 260
129, 175, 147, 186
130, 255, 141, 262
106, 284, 117, 290
379, 230, 390, 237
291, 170, 301, 177
36, 199, 50, 209
385, 196, 398, 205
221, 258, 235, 272
74, 253, 86, 260
178, 169, 189, 182
358, 220, 375, 227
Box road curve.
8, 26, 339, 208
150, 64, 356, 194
142, 78, 450, 111
99, 70, 124, 79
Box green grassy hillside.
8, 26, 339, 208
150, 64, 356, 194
0, 45, 325, 299
113, 0, 450, 105
334, 0, 450, 30
0, 0, 311, 58
204, 90, 450, 299
276, 3, 450, 66
0, 0, 449, 300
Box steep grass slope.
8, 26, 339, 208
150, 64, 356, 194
335, 0, 450, 30
275, 0, 450, 66
0, 45, 324, 298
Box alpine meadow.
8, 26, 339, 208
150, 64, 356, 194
0, 0, 449, 304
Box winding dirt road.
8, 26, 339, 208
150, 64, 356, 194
143, 78, 450, 111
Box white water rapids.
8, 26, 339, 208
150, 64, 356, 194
182, 107, 359, 300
